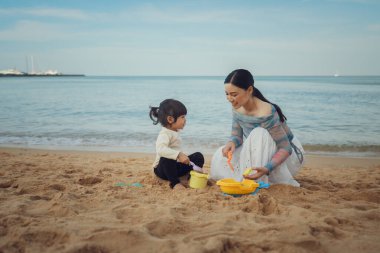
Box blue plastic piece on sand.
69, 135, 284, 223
258, 181, 270, 189
115, 182, 127, 187
129, 182, 143, 187
115, 182, 143, 187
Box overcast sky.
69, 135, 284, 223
0, 0, 379, 76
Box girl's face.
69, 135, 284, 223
224, 83, 253, 109
168, 115, 186, 131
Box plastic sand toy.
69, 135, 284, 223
243, 168, 257, 176
227, 151, 234, 172
216, 178, 259, 195
189, 171, 209, 189
190, 161, 204, 173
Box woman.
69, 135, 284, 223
210, 69, 304, 186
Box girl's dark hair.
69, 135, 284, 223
224, 69, 287, 122
149, 99, 187, 126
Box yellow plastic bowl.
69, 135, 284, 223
189, 171, 209, 189
216, 178, 259, 195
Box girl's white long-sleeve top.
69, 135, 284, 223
152, 127, 181, 168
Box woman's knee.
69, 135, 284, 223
244, 127, 276, 153
249, 127, 270, 137
246, 127, 273, 142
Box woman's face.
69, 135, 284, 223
224, 83, 253, 109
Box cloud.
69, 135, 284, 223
1, 3, 379, 75
327, 0, 378, 3
0, 20, 71, 41
127, 6, 242, 24
0, 7, 89, 20
368, 24, 380, 32
0, 5, 245, 25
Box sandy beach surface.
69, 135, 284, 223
0, 147, 379, 253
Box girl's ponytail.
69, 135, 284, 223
149, 106, 160, 125
254, 88, 287, 122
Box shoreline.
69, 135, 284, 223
1, 144, 380, 161
1, 143, 380, 156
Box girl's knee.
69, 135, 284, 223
190, 152, 204, 167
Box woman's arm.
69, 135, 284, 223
265, 122, 293, 172
229, 113, 243, 148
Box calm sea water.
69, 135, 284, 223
0, 76, 379, 156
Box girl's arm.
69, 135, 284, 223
177, 152, 190, 164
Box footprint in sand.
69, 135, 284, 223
169, 206, 192, 217
65, 168, 82, 174
0, 224, 7, 237
0, 181, 13, 188
309, 225, 345, 239
0, 241, 25, 253
29, 195, 51, 201
202, 237, 239, 252
49, 184, 66, 191
300, 178, 322, 191
362, 210, 380, 221
67, 244, 109, 253
78, 177, 102, 186
145, 218, 189, 238
324, 217, 353, 226
294, 240, 322, 251
21, 230, 61, 247
258, 194, 280, 215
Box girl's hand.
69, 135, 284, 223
177, 152, 190, 165
243, 167, 269, 180
222, 142, 236, 157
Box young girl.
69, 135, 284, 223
149, 99, 205, 190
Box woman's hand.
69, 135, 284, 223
222, 142, 236, 157
243, 167, 269, 180
177, 152, 190, 165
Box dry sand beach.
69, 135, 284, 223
0, 147, 379, 253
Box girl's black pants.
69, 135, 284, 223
154, 152, 204, 188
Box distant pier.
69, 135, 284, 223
0, 73, 85, 77
0, 69, 84, 77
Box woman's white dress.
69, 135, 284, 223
210, 127, 305, 187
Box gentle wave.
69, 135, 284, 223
1, 135, 379, 157
256, 76, 380, 85
302, 144, 380, 157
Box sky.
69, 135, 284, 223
0, 0, 379, 76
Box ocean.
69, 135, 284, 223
0, 76, 379, 157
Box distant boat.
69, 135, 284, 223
334, 71, 340, 77
0, 68, 25, 76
